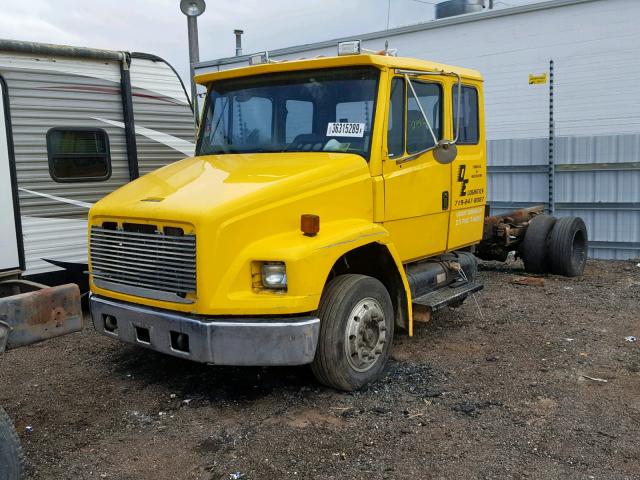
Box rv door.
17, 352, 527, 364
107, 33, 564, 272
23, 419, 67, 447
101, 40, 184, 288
0, 78, 22, 273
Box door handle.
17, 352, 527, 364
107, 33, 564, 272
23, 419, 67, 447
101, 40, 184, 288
442, 191, 449, 210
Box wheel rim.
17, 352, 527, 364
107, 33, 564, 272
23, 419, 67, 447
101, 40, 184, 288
344, 297, 387, 372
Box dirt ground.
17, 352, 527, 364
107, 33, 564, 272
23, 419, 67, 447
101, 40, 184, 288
1, 259, 639, 480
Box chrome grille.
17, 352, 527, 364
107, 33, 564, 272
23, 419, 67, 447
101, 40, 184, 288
90, 226, 196, 302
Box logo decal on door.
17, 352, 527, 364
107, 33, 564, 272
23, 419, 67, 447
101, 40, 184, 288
457, 164, 469, 197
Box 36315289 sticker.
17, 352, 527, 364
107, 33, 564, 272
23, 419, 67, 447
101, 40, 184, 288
326, 122, 365, 137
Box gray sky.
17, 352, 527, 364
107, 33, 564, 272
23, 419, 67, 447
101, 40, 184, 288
2, 0, 539, 84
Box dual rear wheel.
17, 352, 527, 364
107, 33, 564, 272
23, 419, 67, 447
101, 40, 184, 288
521, 215, 588, 277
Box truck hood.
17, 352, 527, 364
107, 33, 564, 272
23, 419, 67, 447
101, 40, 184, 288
91, 152, 372, 221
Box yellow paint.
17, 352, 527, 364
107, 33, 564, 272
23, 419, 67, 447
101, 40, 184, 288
89, 53, 486, 337
529, 73, 548, 85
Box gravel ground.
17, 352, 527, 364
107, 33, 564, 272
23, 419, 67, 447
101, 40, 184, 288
1, 259, 639, 480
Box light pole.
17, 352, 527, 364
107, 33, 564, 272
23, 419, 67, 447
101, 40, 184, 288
180, 0, 206, 120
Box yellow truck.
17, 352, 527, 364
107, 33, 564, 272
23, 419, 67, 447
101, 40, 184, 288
88, 42, 588, 391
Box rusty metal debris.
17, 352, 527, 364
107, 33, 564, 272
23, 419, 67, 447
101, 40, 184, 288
477, 205, 545, 261
0, 280, 82, 352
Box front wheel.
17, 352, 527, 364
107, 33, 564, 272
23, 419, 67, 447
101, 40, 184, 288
0, 407, 24, 480
311, 274, 394, 391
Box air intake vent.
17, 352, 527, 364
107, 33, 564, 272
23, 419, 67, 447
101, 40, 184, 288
90, 225, 196, 303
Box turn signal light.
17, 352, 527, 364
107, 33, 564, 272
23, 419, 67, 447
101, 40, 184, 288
301, 214, 320, 237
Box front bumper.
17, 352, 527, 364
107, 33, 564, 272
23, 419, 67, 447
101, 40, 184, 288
89, 295, 320, 366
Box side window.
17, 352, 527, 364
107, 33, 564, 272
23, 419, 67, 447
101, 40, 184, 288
406, 82, 442, 154
285, 100, 314, 143
453, 86, 479, 144
232, 95, 273, 145
46, 128, 111, 182
387, 77, 405, 158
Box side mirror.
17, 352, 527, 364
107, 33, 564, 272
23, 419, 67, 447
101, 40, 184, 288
434, 140, 457, 164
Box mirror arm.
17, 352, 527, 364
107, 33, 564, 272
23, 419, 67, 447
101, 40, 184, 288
404, 74, 439, 147
397, 69, 463, 146
395, 145, 437, 165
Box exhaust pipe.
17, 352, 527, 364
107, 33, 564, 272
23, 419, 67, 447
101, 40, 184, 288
234, 29, 244, 56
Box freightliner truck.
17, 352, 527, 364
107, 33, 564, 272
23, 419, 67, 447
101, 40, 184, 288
88, 42, 588, 391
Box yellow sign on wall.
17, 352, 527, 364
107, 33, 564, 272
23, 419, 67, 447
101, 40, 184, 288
529, 73, 548, 85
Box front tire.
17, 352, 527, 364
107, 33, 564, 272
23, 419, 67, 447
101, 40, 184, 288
311, 274, 394, 391
0, 407, 24, 480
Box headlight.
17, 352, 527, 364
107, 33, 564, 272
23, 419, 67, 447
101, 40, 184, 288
261, 262, 287, 290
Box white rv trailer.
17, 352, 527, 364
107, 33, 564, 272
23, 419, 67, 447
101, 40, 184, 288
195, 0, 640, 260
0, 40, 195, 281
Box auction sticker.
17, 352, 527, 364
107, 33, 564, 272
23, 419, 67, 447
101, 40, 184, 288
326, 122, 365, 137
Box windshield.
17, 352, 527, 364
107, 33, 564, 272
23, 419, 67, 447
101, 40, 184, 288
197, 67, 379, 159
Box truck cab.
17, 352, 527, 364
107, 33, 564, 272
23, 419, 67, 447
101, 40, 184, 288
89, 47, 489, 390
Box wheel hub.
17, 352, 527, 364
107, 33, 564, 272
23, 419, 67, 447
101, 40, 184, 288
344, 298, 387, 372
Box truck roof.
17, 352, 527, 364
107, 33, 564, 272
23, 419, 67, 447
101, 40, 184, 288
194, 54, 483, 85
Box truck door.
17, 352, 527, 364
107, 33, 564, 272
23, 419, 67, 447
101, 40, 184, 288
447, 83, 486, 251
382, 75, 451, 262
0, 77, 22, 272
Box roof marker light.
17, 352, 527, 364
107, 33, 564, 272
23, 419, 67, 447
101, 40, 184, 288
249, 52, 269, 65
337, 40, 362, 56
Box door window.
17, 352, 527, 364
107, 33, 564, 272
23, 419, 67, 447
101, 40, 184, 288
453, 86, 479, 144
406, 81, 442, 154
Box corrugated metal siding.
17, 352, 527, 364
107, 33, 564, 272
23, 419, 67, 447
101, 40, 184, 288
196, 0, 640, 260
130, 58, 194, 175
1, 52, 128, 274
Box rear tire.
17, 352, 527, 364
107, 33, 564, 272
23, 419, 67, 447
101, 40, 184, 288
548, 216, 588, 277
0, 407, 24, 480
311, 274, 394, 391
520, 215, 556, 274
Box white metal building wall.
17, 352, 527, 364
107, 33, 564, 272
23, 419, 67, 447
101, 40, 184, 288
196, 0, 640, 260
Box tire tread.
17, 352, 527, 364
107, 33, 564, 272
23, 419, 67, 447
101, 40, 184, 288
311, 274, 394, 391
548, 216, 588, 277
0, 406, 25, 480
520, 215, 556, 274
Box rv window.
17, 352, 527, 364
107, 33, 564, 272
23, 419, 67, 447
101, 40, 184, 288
453, 86, 479, 145
47, 128, 111, 182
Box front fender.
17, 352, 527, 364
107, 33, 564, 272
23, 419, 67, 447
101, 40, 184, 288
202, 220, 395, 315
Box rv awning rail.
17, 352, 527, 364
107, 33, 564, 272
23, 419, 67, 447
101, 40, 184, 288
0, 39, 124, 61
